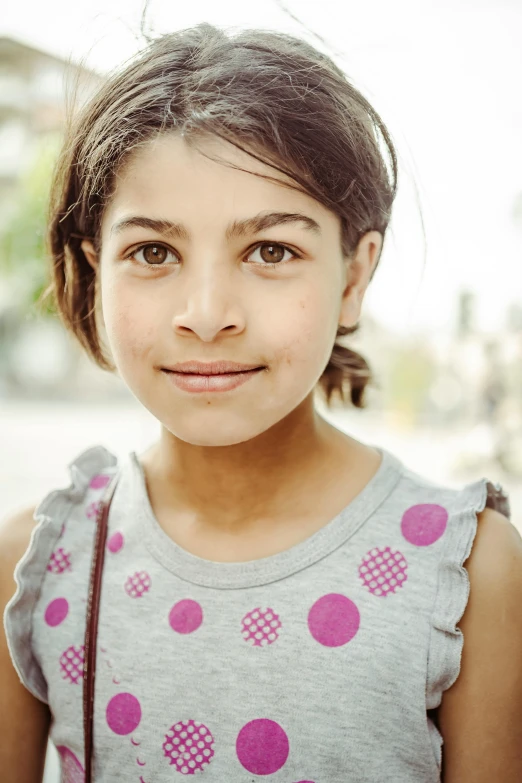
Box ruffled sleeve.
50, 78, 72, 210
425, 476, 511, 764
2, 445, 118, 704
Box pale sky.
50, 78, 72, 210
2, 0, 522, 336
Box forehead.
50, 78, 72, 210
102, 132, 339, 237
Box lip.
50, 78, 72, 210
162, 367, 263, 393
163, 361, 264, 375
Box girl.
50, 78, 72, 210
1, 21, 522, 783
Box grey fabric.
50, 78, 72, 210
4, 443, 510, 782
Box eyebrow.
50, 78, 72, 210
109, 211, 322, 241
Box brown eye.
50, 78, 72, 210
259, 244, 285, 264
129, 243, 177, 267
142, 244, 168, 264
248, 243, 296, 267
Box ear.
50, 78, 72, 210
81, 239, 99, 271
338, 230, 383, 328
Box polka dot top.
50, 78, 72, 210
3, 444, 511, 782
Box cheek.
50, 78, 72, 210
269, 292, 337, 370
101, 287, 155, 365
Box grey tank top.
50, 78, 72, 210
3, 443, 511, 782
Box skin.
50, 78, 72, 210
81, 132, 383, 553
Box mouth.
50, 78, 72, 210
161, 361, 265, 375
161, 367, 264, 393
163, 369, 263, 376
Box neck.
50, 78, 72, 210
138, 396, 356, 534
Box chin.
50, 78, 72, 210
166, 427, 265, 448
159, 411, 271, 448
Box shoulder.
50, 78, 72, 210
461, 503, 522, 662
465, 505, 522, 585
461, 505, 522, 628
0, 504, 38, 537
461, 505, 522, 654
1, 444, 120, 704
0, 444, 120, 571
438, 505, 522, 781
0, 445, 121, 596
0, 504, 41, 649
0, 505, 39, 585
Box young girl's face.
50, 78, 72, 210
82, 133, 377, 447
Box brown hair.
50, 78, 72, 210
43, 21, 398, 408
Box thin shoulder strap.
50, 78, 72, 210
83, 470, 120, 782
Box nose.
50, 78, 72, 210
171, 268, 246, 342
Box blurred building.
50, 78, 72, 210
0, 35, 101, 230
0, 36, 102, 396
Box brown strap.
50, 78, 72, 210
83, 471, 120, 782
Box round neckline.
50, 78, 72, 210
130, 444, 404, 589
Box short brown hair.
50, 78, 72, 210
44, 22, 397, 408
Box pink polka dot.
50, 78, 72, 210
237, 719, 289, 774
59, 645, 84, 684
56, 746, 84, 783
401, 504, 448, 546
308, 593, 360, 647
169, 599, 203, 634
85, 500, 101, 520
163, 719, 215, 772
45, 597, 69, 626
358, 546, 408, 597
107, 531, 124, 553
106, 693, 142, 735
242, 606, 282, 647
47, 548, 72, 574
90, 473, 111, 489
124, 571, 151, 598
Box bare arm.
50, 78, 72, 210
438, 506, 522, 781
0, 505, 52, 783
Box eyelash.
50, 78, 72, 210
123, 241, 301, 270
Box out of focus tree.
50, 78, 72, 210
0, 131, 62, 318
386, 340, 437, 427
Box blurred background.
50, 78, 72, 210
0, 0, 521, 779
